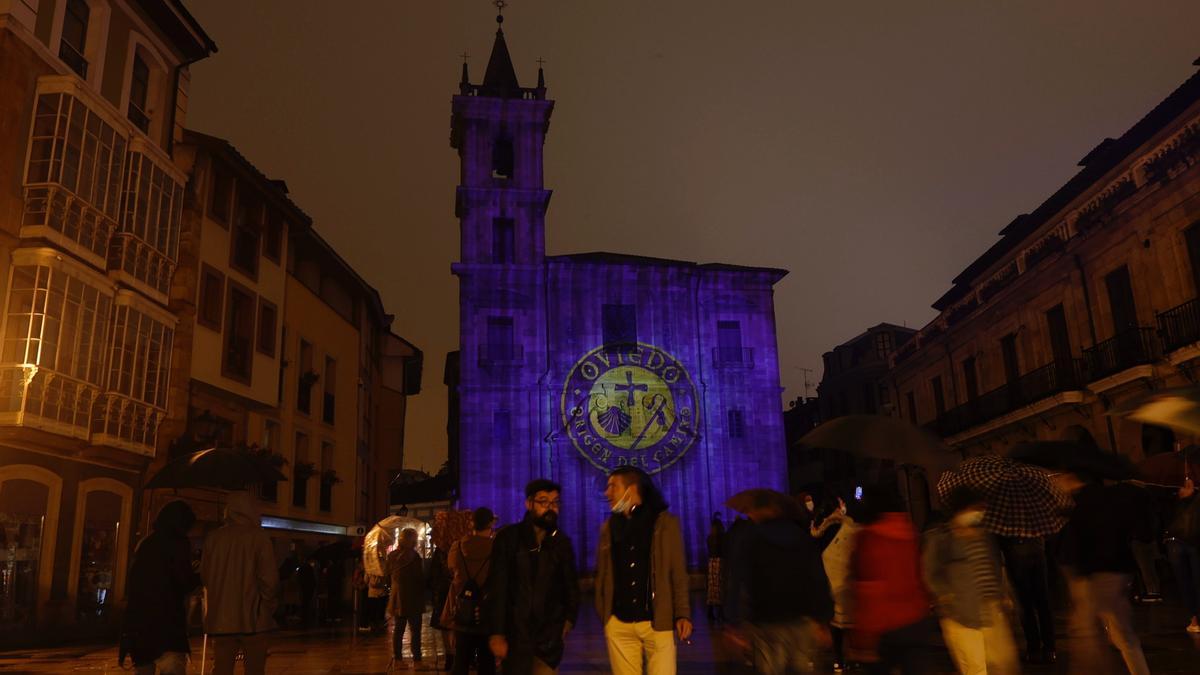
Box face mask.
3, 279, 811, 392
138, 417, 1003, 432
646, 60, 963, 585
611, 486, 635, 515
804, 500, 815, 512
955, 510, 984, 527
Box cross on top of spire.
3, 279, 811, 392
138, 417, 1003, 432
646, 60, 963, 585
494, 0, 506, 24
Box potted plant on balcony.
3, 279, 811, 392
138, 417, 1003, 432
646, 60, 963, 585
320, 469, 342, 485
293, 461, 317, 482
299, 370, 320, 388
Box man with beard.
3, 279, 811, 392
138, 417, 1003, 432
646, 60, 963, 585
486, 479, 580, 673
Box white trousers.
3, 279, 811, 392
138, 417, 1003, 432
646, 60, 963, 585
604, 616, 677, 675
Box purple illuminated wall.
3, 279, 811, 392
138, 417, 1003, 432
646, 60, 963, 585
451, 29, 788, 568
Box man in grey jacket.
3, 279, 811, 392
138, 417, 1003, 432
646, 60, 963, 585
595, 467, 691, 675
201, 491, 278, 675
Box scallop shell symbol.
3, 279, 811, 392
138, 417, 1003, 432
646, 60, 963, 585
597, 405, 632, 435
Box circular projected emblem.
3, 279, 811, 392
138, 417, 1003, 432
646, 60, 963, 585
561, 344, 699, 474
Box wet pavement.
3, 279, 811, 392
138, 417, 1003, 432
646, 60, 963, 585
2, 598, 1200, 673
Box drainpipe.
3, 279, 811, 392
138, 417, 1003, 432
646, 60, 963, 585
1075, 255, 1118, 453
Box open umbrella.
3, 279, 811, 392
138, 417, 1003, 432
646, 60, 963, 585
725, 488, 804, 520
1137, 445, 1200, 487
1007, 440, 1137, 481
796, 415, 958, 483
1107, 386, 1200, 435
937, 455, 1070, 538
145, 447, 287, 490
362, 515, 424, 577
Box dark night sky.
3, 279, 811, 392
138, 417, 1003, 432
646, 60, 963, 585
184, 1, 1200, 472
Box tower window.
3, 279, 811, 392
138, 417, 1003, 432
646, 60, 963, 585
493, 218, 514, 263
486, 316, 515, 361
717, 320, 744, 363
492, 136, 514, 179
602, 304, 637, 353
728, 409, 746, 439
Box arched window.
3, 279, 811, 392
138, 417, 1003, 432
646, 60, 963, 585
0, 465, 63, 631
492, 135, 514, 179
67, 478, 132, 622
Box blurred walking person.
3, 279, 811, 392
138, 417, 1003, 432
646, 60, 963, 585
121, 501, 201, 675
726, 490, 832, 674
1054, 474, 1150, 675
706, 517, 726, 622
923, 487, 1019, 675
812, 496, 857, 672
387, 528, 428, 669
486, 479, 580, 673
441, 507, 497, 675
850, 485, 932, 675
201, 492, 278, 675
596, 467, 691, 675
429, 541, 454, 670
1167, 477, 1200, 633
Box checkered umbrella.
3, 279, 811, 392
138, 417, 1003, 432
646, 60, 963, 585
936, 455, 1070, 538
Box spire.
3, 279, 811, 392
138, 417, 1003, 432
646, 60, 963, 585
482, 3, 520, 96
536, 56, 545, 89
459, 52, 470, 95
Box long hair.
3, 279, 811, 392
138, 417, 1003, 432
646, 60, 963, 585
610, 466, 668, 514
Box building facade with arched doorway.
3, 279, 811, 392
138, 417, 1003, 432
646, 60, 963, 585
0, 0, 214, 643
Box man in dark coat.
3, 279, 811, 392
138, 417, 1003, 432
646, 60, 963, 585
121, 500, 201, 675
486, 479, 580, 673
726, 491, 833, 675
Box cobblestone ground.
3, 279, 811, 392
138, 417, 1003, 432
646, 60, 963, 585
3, 599, 1200, 674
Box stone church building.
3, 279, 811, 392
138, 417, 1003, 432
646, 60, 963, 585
451, 15, 788, 567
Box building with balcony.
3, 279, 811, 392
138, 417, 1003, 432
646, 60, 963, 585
890, 59, 1200, 462
0, 0, 214, 640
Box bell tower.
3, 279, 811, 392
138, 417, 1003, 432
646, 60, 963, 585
450, 5, 553, 518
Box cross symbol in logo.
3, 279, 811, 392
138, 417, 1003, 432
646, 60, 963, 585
615, 371, 648, 406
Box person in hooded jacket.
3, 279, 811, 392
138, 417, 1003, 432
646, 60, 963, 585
387, 528, 428, 668
727, 491, 833, 674
121, 500, 201, 675
200, 491, 278, 675
442, 507, 497, 675
850, 485, 932, 675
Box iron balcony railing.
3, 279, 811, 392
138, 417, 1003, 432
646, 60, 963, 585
712, 347, 754, 368
1157, 298, 1200, 353
929, 359, 1084, 438
1082, 327, 1158, 382
478, 343, 525, 367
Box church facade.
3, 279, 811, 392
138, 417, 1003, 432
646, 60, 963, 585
451, 18, 788, 567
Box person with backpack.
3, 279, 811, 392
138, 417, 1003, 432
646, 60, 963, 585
441, 507, 497, 675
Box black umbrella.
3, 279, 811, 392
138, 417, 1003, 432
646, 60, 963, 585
937, 455, 1070, 538
1007, 440, 1137, 481
796, 415, 958, 479
145, 447, 288, 490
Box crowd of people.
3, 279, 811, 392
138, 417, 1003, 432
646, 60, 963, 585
117, 457, 1200, 674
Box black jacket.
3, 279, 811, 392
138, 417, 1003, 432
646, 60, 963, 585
728, 517, 832, 624
485, 514, 580, 667
1059, 482, 1153, 575
122, 507, 200, 664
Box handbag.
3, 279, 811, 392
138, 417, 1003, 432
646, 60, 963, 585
453, 552, 490, 627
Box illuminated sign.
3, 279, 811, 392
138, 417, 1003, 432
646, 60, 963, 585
561, 343, 699, 474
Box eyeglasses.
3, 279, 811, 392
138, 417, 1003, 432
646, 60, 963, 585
533, 498, 561, 508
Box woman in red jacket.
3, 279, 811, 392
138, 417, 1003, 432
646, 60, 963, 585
850, 485, 932, 674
